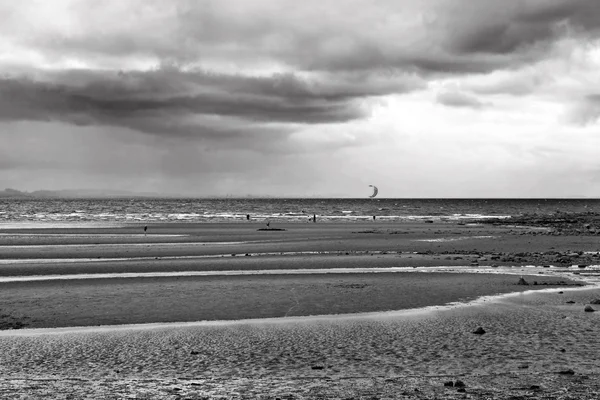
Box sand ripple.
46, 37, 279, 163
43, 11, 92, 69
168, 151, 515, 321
0, 288, 599, 398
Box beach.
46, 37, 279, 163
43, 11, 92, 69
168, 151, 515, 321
0, 219, 599, 398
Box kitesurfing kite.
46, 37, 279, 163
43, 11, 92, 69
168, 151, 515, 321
368, 185, 379, 198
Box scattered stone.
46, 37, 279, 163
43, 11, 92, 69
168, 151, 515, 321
454, 380, 466, 388
311, 365, 324, 370
517, 277, 529, 285
566, 300, 576, 304
472, 327, 486, 335
190, 350, 200, 355
443, 381, 454, 387
590, 299, 600, 304
457, 387, 466, 393
558, 369, 575, 375
558, 291, 563, 294
530, 385, 541, 390
584, 305, 595, 312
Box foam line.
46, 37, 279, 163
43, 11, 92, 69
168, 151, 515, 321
0, 265, 596, 283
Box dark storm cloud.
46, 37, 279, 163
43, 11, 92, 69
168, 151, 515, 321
22, 0, 597, 78
436, 91, 489, 109
2, 0, 598, 143
0, 70, 368, 126
0, 66, 424, 151
446, 0, 600, 55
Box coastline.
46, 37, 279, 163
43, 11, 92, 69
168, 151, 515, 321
1, 220, 599, 398
0, 221, 598, 329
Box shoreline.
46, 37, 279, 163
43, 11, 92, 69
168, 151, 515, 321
3, 282, 598, 337
1, 221, 599, 330
0, 269, 591, 330
1, 219, 600, 398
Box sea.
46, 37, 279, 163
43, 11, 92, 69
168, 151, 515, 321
1, 198, 599, 225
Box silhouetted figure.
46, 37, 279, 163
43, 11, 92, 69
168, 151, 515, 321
313, 214, 317, 223
266, 220, 270, 229
246, 214, 250, 221
144, 226, 147, 236
373, 216, 376, 221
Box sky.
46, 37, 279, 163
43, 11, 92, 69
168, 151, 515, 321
1, 0, 599, 198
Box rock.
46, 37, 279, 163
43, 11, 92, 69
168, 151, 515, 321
472, 327, 486, 335
454, 380, 466, 387
566, 300, 576, 304
558, 369, 575, 375
457, 387, 466, 393
443, 381, 454, 387
584, 305, 595, 312
517, 277, 529, 285
590, 299, 600, 304
311, 365, 324, 370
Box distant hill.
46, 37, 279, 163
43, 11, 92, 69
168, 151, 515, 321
0, 188, 172, 198
0, 188, 28, 198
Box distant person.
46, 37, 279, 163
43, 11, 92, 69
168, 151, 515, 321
373, 216, 376, 221
246, 214, 250, 221
144, 226, 147, 236
313, 214, 317, 223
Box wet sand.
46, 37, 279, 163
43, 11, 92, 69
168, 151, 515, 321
0, 288, 599, 399
0, 220, 599, 398
0, 271, 580, 329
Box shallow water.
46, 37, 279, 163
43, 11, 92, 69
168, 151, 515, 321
1, 198, 599, 224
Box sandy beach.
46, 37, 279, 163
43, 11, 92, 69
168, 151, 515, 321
0, 220, 599, 398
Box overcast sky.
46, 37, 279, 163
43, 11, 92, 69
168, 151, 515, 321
1, 0, 599, 197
